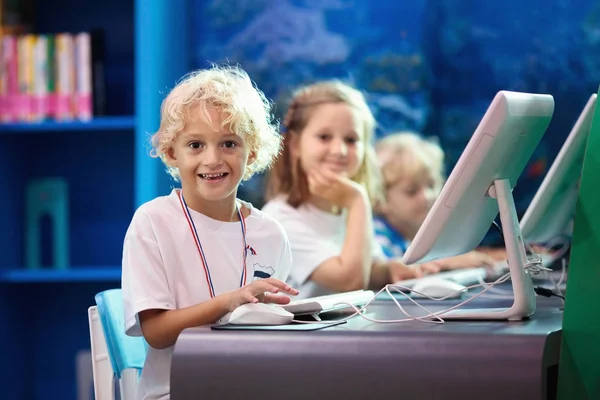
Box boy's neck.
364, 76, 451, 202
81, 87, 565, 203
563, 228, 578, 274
384, 215, 416, 241
181, 187, 239, 222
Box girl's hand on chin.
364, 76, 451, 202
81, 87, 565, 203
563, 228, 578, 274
307, 168, 366, 209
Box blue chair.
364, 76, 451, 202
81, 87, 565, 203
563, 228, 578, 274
88, 289, 148, 400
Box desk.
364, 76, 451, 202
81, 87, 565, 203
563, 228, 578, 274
171, 295, 563, 400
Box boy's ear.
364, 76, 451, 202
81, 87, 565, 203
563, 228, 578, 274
165, 146, 177, 167
247, 150, 257, 165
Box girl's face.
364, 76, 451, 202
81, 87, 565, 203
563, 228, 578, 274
292, 102, 364, 179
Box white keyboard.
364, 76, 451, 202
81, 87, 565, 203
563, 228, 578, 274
281, 290, 375, 316
394, 253, 558, 290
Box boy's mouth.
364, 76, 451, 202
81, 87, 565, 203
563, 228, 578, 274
198, 173, 229, 181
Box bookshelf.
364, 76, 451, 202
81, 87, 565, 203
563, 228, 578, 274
0, 116, 135, 133
0, 0, 190, 399
0, 267, 122, 282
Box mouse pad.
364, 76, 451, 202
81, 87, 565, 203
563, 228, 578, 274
211, 320, 346, 331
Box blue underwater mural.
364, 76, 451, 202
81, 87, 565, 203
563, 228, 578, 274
193, 0, 600, 242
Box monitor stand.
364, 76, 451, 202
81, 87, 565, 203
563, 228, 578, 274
439, 178, 537, 321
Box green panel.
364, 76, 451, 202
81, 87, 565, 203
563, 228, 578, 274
557, 87, 600, 399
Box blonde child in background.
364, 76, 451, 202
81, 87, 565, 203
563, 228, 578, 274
374, 131, 506, 269
121, 65, 298, 400
262, 81, 439, 300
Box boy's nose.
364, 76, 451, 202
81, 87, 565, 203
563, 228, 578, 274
418, 189, 434, 205
202, 146, 221, 166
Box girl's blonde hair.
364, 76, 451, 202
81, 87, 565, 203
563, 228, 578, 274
376, 131, 445, 193
266, 80, 383, 207
150, 64, 281, 181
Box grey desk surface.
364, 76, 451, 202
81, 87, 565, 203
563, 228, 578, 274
171, 292, 563, 400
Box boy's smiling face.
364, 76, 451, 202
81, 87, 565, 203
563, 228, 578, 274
167, 104, 255, 210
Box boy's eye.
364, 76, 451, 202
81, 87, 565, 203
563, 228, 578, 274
188, 141, 202, 149
223, 140, 238, 149
345, 137, 358, 144
404, 187, 419, 196
317, 134, 331, 141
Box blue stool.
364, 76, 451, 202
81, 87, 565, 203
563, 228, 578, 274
25, 178, 69, 270
88, 289, 148, 400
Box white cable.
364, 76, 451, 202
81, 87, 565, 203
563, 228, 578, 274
293, 271, 515, 325
530, 235, 569, 303
476, 275, 513, 297
546, 258, 567, 304
291, 241, 557, 326
473, 251, 551, 299
292, 284, 445, 325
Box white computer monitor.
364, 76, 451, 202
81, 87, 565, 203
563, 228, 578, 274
520, 94, 597, 244
402, 90, 555, 321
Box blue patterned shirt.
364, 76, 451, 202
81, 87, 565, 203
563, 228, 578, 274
374, 217, 409, 259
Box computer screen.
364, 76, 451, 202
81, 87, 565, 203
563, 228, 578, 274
520, 94, 597, 244
403, 91, 554, 265
402, 90, 555, 321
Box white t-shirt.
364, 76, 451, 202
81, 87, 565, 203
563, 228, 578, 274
122, 189, 292, 400
261, 195, 385, 300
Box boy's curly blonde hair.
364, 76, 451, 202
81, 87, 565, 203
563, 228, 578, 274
376, 131, 446, 194
150, 64, 281, 181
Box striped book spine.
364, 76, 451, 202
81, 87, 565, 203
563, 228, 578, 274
74, 32, 92, 121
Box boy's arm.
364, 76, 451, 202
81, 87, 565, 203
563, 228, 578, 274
139, 278, 297, 349
139, 294, 231, 349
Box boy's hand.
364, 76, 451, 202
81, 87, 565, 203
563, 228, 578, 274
387, 259, 440, 283
434, 251, 496, 270
477, 246, 508, 261
225, 278, 299, 312
307, 168, 366, 209
414, 262, 441, 277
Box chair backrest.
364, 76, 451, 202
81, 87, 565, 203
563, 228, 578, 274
88, 305, 117, 400
94, 289, 148, 378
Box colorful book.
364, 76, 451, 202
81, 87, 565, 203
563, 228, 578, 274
55, 33, 74, 121
0, 30, 97, 124
74, 32, 91, 121
32, 34, 48, 121
2, 35, 17, 122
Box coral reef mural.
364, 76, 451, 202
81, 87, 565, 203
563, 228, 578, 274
193, 0, 600, 242
195, 0, 429, 135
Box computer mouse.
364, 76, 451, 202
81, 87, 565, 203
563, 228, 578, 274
411, 278, 467, 299
228, 303, 294, 325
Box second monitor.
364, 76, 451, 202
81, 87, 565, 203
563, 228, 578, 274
403, 90, 555, 321
520, 93, 597, 244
